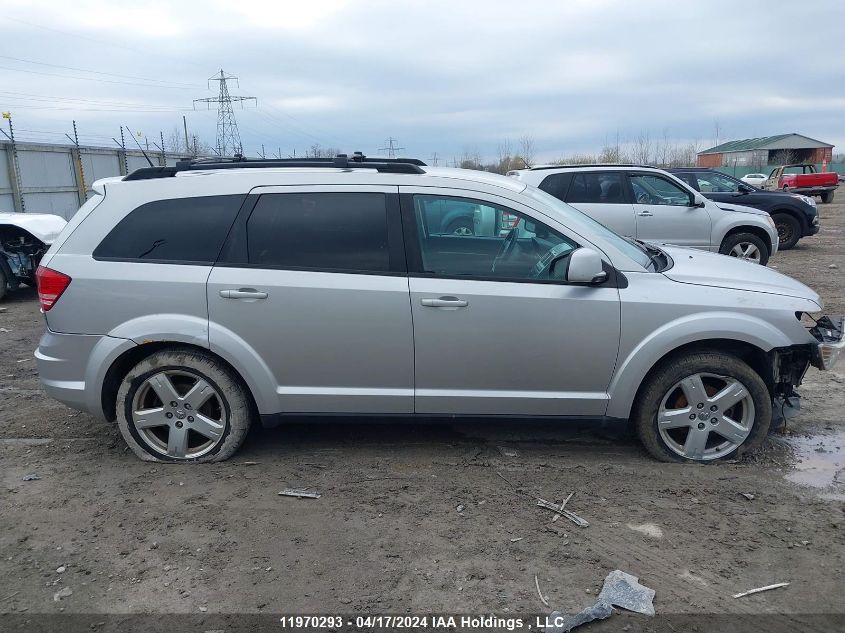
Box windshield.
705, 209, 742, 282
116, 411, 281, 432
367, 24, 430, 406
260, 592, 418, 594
525, 186, 654, 270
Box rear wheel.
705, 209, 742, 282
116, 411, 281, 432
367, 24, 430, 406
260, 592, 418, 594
634, 352, 771, 463
719, 232, 769, 265
772, 213, 801, 250
116, 349, 252, 463
821, 191, 834, 204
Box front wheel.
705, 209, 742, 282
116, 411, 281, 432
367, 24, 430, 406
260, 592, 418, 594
116, 349, 252, 462
634, 352, 771, 462
719, 232, 769, 265
772, 213, 801, 250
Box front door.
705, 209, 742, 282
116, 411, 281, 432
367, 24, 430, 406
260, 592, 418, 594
207, 186, 414, 414
629, 172, 712, 248
401, 187, 621, 417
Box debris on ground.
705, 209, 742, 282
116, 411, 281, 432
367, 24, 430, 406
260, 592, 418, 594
53, 587, 73, 602
0, 327, 10, 332
242, 461, 260, 466
626, 523, 663, 538
740, 492, 756, 500
551, 492, 574, 523
456, 504, 465, 513
544, 570, 655, 632
21, 473, 40, 481
733, 581, 790, 598
535, 574, 550, 607
537, 497, 589, 527
278, 488, 321, 499
510, 537, 524, 542
55, 566, 66, 573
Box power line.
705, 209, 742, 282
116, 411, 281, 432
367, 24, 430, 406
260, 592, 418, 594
194, 70, 256, 157
0, 55, 202, 88
6, 16, 209, 72
0, 64, 196, 89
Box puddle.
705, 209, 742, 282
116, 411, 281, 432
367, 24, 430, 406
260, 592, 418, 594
785, 429, 845, 501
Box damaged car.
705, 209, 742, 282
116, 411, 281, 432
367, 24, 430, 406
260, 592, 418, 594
0, 212, 67, 301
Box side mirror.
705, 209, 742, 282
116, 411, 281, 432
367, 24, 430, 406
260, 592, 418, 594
566, 247, 608, 284
738, 183, 754, 193
692, 193, 706, 207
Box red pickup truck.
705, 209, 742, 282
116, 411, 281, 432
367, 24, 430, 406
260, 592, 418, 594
764, 164, 838, 203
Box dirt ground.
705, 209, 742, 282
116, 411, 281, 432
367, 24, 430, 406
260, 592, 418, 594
1, 196, 844, 632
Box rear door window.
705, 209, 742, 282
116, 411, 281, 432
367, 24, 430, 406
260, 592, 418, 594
246, 192, 391, 273
565, 172, 626, 204
93, 195, 244, 263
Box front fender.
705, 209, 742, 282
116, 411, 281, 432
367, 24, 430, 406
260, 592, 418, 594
605, 311, 793, 420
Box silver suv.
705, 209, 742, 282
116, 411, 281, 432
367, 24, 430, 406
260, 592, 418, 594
508, 165, 779, 265
35, 155, 843, 464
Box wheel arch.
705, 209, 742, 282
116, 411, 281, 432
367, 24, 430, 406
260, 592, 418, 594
606, 312, 791, 420
769, 206, 808, 232
720, 224, 773, 255
100, 342, 260, 422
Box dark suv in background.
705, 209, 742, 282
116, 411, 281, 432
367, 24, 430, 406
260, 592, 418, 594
668, 168, 819, 250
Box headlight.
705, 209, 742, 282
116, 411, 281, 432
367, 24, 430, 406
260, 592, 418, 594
792, 194, 815, 207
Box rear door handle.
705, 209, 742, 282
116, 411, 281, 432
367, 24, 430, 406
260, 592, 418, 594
420, 296, 468, 308
219, 288, 268, 300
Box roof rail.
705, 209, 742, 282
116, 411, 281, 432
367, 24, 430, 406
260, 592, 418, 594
529, 163, 656, 171
123, 152, 427, 181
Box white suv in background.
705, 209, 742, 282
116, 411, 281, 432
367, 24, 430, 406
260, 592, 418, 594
508, 165, 779, 265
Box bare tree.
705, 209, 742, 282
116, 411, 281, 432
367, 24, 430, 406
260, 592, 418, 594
517, 135, 536, 168
631, 131, 652, 165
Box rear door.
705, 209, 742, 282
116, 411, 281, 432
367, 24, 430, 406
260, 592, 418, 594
207, 185, 414, 414
628, 171, 711, 248
560, 171, 637, 237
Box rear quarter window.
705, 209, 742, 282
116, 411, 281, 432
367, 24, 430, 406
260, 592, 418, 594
93, 195, 244, 264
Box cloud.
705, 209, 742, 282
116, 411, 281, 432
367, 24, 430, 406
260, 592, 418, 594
1, 0, 843, 160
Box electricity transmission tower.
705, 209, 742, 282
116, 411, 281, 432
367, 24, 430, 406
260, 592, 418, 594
194, 70, 256, 157
379, 137, 405, 158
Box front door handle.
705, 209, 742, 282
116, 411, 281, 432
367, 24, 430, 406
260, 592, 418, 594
420, 296, 468, 308
638, 211, 653, 217
219, 288, 268, 300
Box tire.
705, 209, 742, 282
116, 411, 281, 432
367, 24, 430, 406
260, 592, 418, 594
633, 352, 771, 463
821, 191, 834, 204
115, 348, 252, 463
718, 232, 769, 265
772, 213, 801, 250
0, 266, 6, 301
445, 217, 474, 236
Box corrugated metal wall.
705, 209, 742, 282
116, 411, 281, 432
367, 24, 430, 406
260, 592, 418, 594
0, 141, 192, 219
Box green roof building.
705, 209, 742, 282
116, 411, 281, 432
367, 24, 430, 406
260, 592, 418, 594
696, 133, 833, 168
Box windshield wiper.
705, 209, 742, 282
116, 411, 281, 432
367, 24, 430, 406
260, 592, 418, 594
634, 239, 664, 272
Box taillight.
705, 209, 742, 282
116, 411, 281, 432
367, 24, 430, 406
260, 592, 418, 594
36, 266, 72, 312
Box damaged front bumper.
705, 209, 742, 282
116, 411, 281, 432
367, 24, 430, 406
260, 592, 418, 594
809, 315, 845, 370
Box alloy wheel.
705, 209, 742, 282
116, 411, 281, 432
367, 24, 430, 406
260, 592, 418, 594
452, 226, 473, 236
729, 242, 761, 263
657, 372, 755, 461
131, 370, 227, 459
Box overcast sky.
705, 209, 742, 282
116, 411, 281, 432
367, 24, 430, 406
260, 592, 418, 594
1, 0, 844, 162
